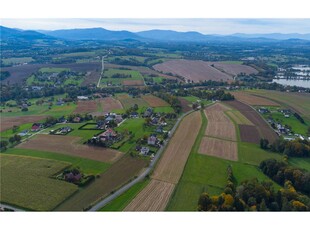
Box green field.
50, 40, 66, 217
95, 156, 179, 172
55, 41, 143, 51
153, 106, 174, 113
288, 157, 310, 171
117, 95, 149, 110
0, 154, 78, 211
39, 67, 70, 73
100, 179, 149, 211
2, 57, 34, 65
101, 69, 144, 86
62, 51, 96, 57
3, 148, 110, 175
181, 96, 200, 103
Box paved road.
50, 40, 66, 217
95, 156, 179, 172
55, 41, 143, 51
89, 109, 195, 211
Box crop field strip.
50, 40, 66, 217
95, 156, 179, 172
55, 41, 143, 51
224, 100, 278, 143
17, 134, 123, 163
54, 155, 148, 211
231, 91, 279, 106
0, 154, 78, 211
124, 111, 202, 211
74, 100, 98, 114
90, 97, 123, 117
199, 103, 238, 161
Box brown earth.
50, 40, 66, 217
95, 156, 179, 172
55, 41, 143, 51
122, 80, 144, 86
74, 100, 97, 114
239, 125, 261, 144
224, 100, 278, 143
91, 97, 123, 117
211, 62, 258, 76
17, 134, 123, 163
141, 94, 169, 107
55, 155, 148, 211
204, 103, 237, 141
124, 180, 175, 211
231, 91, 279, 106
0, 115, 47, 132
178, 97, 192, 113
199, 137, 238, 161
154, 59, 232, 82
81, 71, 101, 86
124, 111, 202, 211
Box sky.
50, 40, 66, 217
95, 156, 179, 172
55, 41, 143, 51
1, 18, 310, 35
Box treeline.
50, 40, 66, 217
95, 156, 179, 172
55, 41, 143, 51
110, 57, 144, 66
153, 92, 182, 114
176, 89, 234, 101
260, 159, 310, 195
110, 73, 132, 79
293, 112, 305, 124
261, 138, 310, 158
198, 165, 310, 211
0, 71, 10, 81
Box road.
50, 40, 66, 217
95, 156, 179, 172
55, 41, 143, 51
89, 109, 194, 211
96, 55, 106, 88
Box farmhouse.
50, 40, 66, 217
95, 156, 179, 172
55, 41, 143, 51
77, 96, 89, 100
73, 117, 81, 123
130, 112, 139, 118
258, 107, 269, 114
31, 123, 42, 132
144, 108, 153, 117
99, 129, 118, 141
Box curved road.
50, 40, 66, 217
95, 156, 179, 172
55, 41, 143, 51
89, 109, 195, 211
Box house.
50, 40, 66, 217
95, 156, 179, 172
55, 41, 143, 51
31, 123, 41, 132
115, 115, 123, 124
284, 114, 290, 118
105, 116, 114, 122
56, 99, 64, 106
18, 130, 29, 136
140, 147, 150, 155
156, 125, 163, 133
130, 112, 139, 118
258, 107, 269, 114
151, 117, 159, 125
148, 135, 157, 145
99, 129, 118, 141
144, 108, 153, 117
64, 172, 82, 183
73, 117, 81, 123
60, 127, 71, 134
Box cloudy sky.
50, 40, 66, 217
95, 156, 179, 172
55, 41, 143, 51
1, 19, 310, 35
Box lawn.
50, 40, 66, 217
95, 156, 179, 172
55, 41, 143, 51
0, 154, 78, 211
181, 96, 200, 103
1, 122, 34, 139
100, 179, 149, 211
117, 96, 149, 110
3, 148, 110, 175
288, 157, 310, 171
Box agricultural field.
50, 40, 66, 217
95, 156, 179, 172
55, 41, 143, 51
2, 57, 34, 65
204, 103, 237, 141
100, 68, 145, 87
224, 100, 278, 143
116, 94, 149, 110
124, 111, 202, 211
39, 67, 70, 73
226, 110, 253, 125
17, 134, 123, 163
231, 91, 279, 106
0, 154, 78, 211
210, 62, 258, 76
74, 100, 98, 114
91, 97, 123, 116
55, 155, 148, 211
199, 137, 238, 161
154, 59, 232, 82
124, 180, 175, 211
178, 97, 192, 113
141, 94, 169, 107
3, 148, 110, 175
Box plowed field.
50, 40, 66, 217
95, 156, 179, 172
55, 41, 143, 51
142, 95, 169, 107
231, 91, 279, 106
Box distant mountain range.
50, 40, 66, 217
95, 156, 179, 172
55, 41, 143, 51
1, 26, 310, 42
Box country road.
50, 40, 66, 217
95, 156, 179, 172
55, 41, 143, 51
89, 109, 195, 211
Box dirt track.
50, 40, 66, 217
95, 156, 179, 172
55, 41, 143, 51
17, 134, 123, 163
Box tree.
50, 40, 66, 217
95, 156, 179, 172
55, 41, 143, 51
0, 140, 9, 150
9, 136, 15, 144
12, 125, 20, 133
260, 138, 269, 149
14, 134, 22, 142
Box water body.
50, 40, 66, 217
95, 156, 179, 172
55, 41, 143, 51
272, 79, 310, 88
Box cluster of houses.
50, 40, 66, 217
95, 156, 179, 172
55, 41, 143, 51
136, 134, 161, 156
95, 113, 124, 129
49, 126, 72, 135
